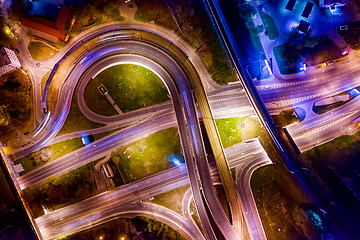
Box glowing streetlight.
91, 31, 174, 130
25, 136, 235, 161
4, 26, 14, 38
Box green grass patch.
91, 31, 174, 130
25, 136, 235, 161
27, 42, 59, 61
22, 161, 99, 218
259, 10, 278, 40
57, 96, 104, 136
207, 35, 238, 85
84, 64, 170, 114
134, 0, 178, 30
256, 131, 336, 238
177, 0, 238, 85
272, 109, 300, 127
215, 116, 262, 148
152, 185, 189, 214
15, 137, 83, 176
110, 127, 182, 183
140, 216, 186, 240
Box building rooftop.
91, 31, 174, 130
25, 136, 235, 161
0, 46, 21, 77
22, 5, 72, 41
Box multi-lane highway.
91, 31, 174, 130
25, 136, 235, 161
6, 24, 252, 240
5, 0, 360, 239
35, 139, 270, 240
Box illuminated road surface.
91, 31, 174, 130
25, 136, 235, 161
35, 139, 270, 240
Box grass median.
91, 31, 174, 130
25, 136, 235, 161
15, 129, 121, 176
110, 127, 183, 183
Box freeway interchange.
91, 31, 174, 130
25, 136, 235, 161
4, 4, 360, 240
6, 23, 269, 240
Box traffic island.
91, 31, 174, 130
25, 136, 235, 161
27, 41, 59, 61
84, 64, 170, 116
215, 116, 262, 148
272, 109, 300, 127
312, 89, 359, 115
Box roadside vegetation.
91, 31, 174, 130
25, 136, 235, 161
28, 41, 59, 61
85, 64, 170, 114
152, 186, 189, 214
237, 0, 264, 53
274, 36, 342, 74
219, 0, 267, 80
253, 132, 325, 239
134, 0, 178, 30
134, 0, 237, 85
272, 109, 300, 127
110, 127, 182, 183
258, 9, 278, 40
66, 0, 125, 37
299, 130, 360, 231
22, 162, 99, 218
0, 69, 33, 145
215, 116, 262, 148
58, 216, 185, 240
